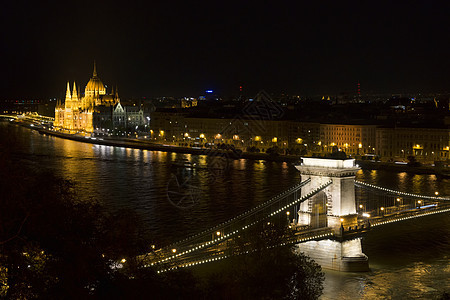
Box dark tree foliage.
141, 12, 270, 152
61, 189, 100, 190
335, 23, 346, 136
207, 220, 325, 300
0, 146, 203, 299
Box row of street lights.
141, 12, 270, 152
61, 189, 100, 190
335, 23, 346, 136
357, 190, 439, 217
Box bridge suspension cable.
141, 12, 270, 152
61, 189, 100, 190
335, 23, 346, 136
164, 178, 311, 249
355, 180, 450, 201
150, 179, 333, 266
144, 180, 449, 271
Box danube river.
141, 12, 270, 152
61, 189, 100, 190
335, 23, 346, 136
2, 123, 449, 299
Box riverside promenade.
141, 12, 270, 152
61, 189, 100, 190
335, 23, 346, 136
34, 126, 299, 162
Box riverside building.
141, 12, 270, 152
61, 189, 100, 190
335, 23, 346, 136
150, 109, 450, 162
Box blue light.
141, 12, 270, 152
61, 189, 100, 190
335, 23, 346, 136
205, 90, 213, 93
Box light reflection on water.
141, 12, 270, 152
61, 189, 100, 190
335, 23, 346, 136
322, 210, 450, 299
1, 123, 449, 299
323, 259, 450, 299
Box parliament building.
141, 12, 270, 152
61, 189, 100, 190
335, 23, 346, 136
54, 63, 120, 133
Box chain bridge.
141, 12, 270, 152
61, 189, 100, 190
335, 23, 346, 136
141, 158, 450, 272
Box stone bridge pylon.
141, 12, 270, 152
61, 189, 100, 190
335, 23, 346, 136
295, 157, 369, 272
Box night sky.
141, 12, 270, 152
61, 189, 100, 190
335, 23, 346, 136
1, 1, 449, 99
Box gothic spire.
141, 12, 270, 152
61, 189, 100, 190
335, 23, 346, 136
72, 82, 78, 102
72, 82, 77, 96
93, 60, 97, 77
65, 81, 71, 100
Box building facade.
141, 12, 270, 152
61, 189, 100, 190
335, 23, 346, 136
150, 110, 450, 162
320, 124, 377, 156
112, 103, 146, 129
376, 127, 450, 161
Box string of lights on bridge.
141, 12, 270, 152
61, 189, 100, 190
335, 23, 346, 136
150, 180, 331, 266
355, 181, 449, 201
371, 207, 450, 227
151, 231, 334, 273
150, 202, 450, 273
135, 180, 450, 272
160, 179, 311, 254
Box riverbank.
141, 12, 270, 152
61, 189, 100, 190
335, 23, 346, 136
33, 126, 300, 162
12, 121, 449, 176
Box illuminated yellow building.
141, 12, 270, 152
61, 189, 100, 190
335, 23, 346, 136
54, 63, 119, 133
320, 124, 377, 155
375, 127, 450, 161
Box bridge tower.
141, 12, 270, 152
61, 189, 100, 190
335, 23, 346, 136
296, 157, 359, 229
294, 157, 369, 272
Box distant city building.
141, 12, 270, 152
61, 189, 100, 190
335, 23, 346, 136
112, 102, 146, 129
150, 109, 450, 162
181, 97, 198, 108
376, 127, 449, 161
320, 124, 377, 156
0, 99, 40, 114
54, 63, 119, 133
198, 90, 220, 101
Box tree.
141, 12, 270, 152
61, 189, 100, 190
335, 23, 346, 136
0, 149, 152, 298
206, 220, 325, 299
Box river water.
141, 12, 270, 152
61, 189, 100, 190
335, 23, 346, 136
1, 123, 449, 299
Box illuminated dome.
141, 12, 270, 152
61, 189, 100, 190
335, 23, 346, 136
85, 62, 106, 96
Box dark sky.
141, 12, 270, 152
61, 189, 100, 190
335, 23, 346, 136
1, 1, 449, 99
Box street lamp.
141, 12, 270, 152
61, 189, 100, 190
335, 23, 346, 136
396, 197, 402, 209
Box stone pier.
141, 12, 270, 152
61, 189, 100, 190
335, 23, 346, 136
294, 157, 369, 272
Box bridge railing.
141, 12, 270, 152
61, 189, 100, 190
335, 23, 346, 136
370, 202, 450, 227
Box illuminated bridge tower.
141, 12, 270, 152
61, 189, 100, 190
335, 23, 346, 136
295, 157, 369, 272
